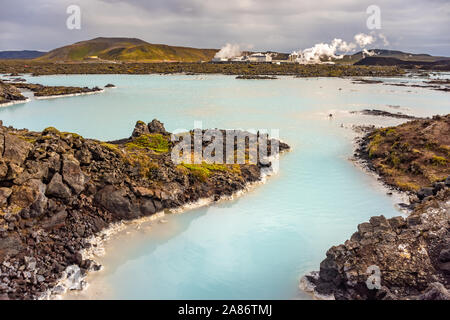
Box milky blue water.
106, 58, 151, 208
1, 74, 449, 299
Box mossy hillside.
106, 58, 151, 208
120, 145, 160, 179
120, 135, 167, 178
365, 115, 450, 191
368, 127, 396, 159
38, 37, 218, 62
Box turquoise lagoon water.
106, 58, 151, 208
1, 74, 449, 299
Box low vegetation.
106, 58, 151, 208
125, 134, 170, 153
0, 60, 404, 77
178, 162, 233, 181
364, 115, 450, 191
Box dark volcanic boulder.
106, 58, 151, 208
439, 248, 450, 263
148, 119, 167, 135
41, 210, 68, 230
2, 133, 32, 165
132, 121, 150, 137
440, 262, 450, 274
140, 199, 156, 216
0, 187, 12, 207
62, 155, 86, 194
46, 173, 72, 200
319, 253, 342, 286
13, 160, 50, 185
0, 233, 23, 261
0, 160, 8, 179
309, 189, 450, 300
8, 179, 47, 217
95, 185, 139, 219
419, 283, 450, 300
417, 187, 434, 200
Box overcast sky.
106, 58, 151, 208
0, 0, 449, 55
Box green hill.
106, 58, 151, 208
37, 37, 218, 62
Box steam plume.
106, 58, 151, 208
291, 32, 388, 64
354, 33, 375, 47
214, 43, 241, 59
379, 33, 390, 46
290, 39, 355, 64
362, 49, 376, 57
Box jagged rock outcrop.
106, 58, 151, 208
0, 81, 26, 105
304, 115, 450, 300
147, 119, 168, 135
131, 121, 150, 137
305, 187, 449, 300
10, 82, 102, 97
0, 119, 289, 300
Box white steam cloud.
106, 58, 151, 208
354, 33, 375, 47
214, 43, 241, 59
291, 32, 388, 64
362, 49, 376, 57
379, 33, 390, 46
290, 39, 355, 64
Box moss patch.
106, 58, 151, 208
395, 180, 420, 191
431, 155, 447, 166
41, 127, 84, 141
42, 127, 60, 135
368, 133, 383, 158
100, 142, 123, 156
17, 136, 37, 144
178, 162, 232, 181
126, 134, 169, 153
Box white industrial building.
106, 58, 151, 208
212, 52, 273, 63
247, 53, 272, 62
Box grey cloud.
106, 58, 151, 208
0, 0, 448, 56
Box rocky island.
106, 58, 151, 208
0, 81, 27, 106
10, 82, 103, 98
0, 119, 289, 300
236, 75, 278, 80
303, 115, 450, 300
0, 80, 105, 106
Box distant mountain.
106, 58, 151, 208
37, 37, 218, 62
354, 56, 450, 70
0, 50, 47, 59
338, 49, 450, 64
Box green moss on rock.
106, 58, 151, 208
126, 134, 169, 153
